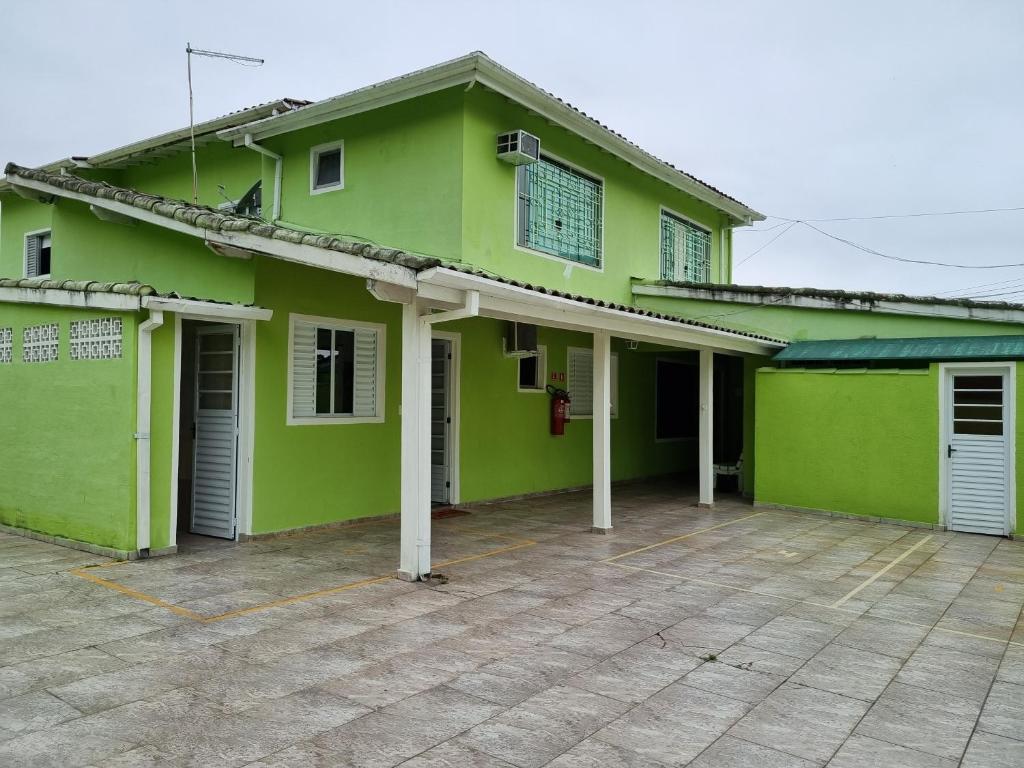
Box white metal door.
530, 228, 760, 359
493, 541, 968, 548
946, 368, 1011, 536
191, 325, 239, 538
431, 339, 451, 504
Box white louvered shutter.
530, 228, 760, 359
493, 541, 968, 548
25, 235, 39, 278
291, 321, 317, 418
569, 349, 593, 417
353, 328, 378, 417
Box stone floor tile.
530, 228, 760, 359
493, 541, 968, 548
658, 615, 758, 653
0, 690, 81, 739
854, 682, 981, 760
0, 647, 125, 700
543, 736, 672, 767
977, 680, 1024, 740
961, 730, 1024, 768
688, 735, 817, 767
712, 643, 807, 677
826, 734, 957, 767
590, 684, 749, 766
566, 640, 702, 703
458, 684, 632, 768
832, 615, 929, 660
894, 645, 1000, 703
996, 644, 1024, 685
679, 659, 783, 703
741, 615, 842, 659
399, 740, 520, 768
447, 647, 597, 706
545, 614, 662, 659
727, 682, 870, 763
790, 642, 902, 701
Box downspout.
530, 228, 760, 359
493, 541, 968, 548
243, 134, 282, 221
135, 309, 164, 556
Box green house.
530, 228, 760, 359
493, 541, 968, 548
1, 53, 1020, 573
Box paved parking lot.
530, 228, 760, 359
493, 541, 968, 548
1, 482, 1022, 767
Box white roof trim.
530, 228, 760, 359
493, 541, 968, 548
633, 283, 1024, 325
5, 175, 419, 290
218, 54, 762, 224
141, 296, 272, 321
0, 286, 141, 311
418, 268, 783, 355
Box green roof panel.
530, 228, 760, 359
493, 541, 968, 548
775, 335, 1024, 363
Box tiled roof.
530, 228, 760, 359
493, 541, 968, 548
4, 164, 440, 271
218, 53, 762, 221
0, 278, 159, 296
3, 165, 781, 345
643, 280, 1024, 313
443, 266, 785, 344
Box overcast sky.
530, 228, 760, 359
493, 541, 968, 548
2, 0, 1021, 297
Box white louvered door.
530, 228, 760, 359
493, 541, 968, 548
946, 369, 1011, 536
191, 325, 239, 539
430, 339, 451, 504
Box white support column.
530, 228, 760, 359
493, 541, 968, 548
698, 348, 714, 508
399, 300, 433, 580
592, 332, 612, 532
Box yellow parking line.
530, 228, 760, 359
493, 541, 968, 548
69, 532, 536, 623
606, 559, 1023, 650
603, 512, 767, 563
830, 535, 934, 608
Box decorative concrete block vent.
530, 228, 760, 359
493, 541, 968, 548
70, 317, 122, 360
0, 327, 11, 363
23, 323, 59, 363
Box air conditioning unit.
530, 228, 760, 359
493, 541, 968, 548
504, 322, 539, 357
496, 130, 540, 165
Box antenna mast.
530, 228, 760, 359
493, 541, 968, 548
186, 43, 264, 204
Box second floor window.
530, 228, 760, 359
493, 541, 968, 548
310, 141, 345, 194
517, 157, 602, 268
25, 230, 52, 278
660, 212, 711, 283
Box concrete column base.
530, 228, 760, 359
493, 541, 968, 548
590, 526, 612, 535
697, 502, 715, 509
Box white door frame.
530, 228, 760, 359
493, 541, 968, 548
169, 314, 257, 546
432, 330, 461, 505
938, 361, 1016, 534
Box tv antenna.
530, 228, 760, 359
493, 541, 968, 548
186, 43, 264, 204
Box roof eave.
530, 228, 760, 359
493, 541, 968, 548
633, 281, 1024, 325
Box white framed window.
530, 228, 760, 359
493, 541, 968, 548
660, 210, 711, 283
287, 313, 385, 425
25, 230, 52, 278
517, 345, 547, 392
310, 140, 345, 194
567, 346, 618, 418
517, 155, 603, 268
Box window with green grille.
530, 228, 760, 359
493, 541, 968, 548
517, 157, 602, 268
660, 212, 711, 282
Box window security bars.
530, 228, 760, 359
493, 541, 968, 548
661, 213, 711, 282
518, 158, 602, 267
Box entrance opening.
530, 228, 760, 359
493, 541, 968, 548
177, 320, 241, 542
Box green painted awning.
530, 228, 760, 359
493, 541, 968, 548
775, 335, 1024, 363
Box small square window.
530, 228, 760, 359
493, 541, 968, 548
25, 230, 51, 278
310, 141, 344, 193
517, 346, 547, 392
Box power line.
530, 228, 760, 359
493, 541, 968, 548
798, 221, 1024, 270
735, 221, 799, 266
770, 206, 1024, 224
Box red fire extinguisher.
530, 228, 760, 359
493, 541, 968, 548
547, 385, 571, 436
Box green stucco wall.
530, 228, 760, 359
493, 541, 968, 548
0, 197, 52, 278
461, 88, 730, 304
636, 295, 1024, 342
0, 304, 137, 550
256, 89, 465, 263
754, 367, 940, 524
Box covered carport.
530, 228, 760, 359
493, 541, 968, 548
388, 266, 786, 581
